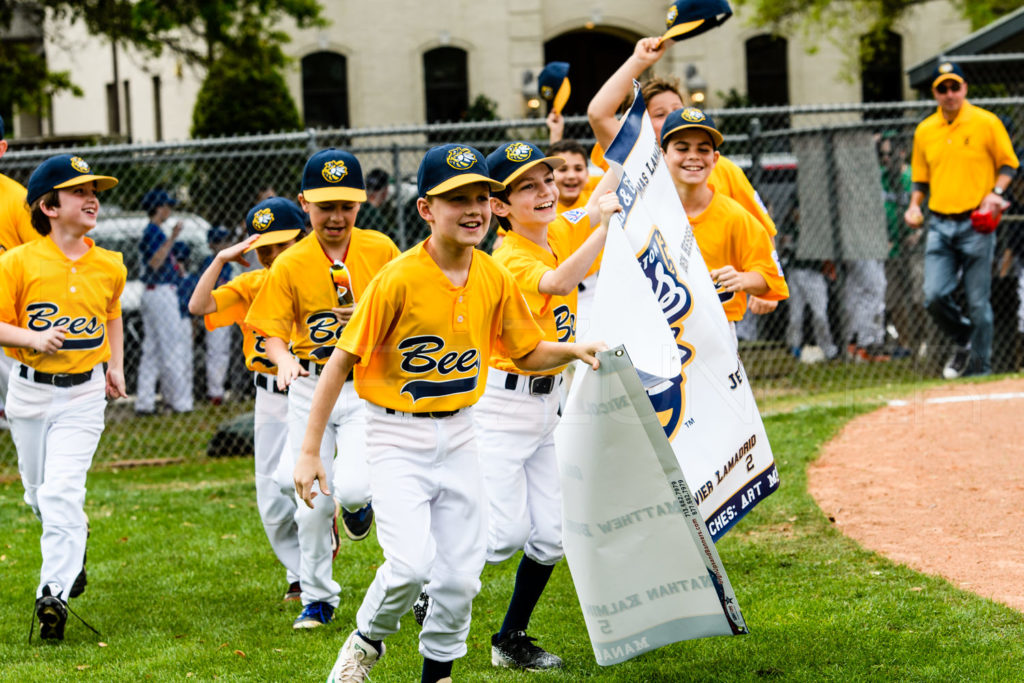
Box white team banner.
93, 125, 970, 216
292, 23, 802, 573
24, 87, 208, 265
581, 88, 779, 539
555, 347, 747, 665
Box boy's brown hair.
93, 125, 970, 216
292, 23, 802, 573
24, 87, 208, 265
548, 139, 588, 161
29, 191, 59, 236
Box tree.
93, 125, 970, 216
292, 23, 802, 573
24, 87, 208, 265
0, 0, 324, 118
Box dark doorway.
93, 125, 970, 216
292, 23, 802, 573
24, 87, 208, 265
544, 29, 636, 125
302, 51, 350, 129
861, 31, 903, 120
424, 47, 469, 124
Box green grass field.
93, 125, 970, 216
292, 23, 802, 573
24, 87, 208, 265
2, 397, 1023, 682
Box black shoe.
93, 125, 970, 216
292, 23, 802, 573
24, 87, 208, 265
341, 503, 374, 541
36, 586, 68, 640
69, 527, 89, 599
412, 591, 429, 626
283, 581, 301, 602
491, 630, 564, 670
943, 346, 971, 379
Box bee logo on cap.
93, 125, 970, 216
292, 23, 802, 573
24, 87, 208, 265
939, 62, 953, 74
506, 142, 533, 163
681, 108, 706, 122
252, 208, 275, 232
70, 156, 90, 174
540, 85, 554, 100
666, 5, 678, 26
321, 160, 348, 184
446, 147, 477, 170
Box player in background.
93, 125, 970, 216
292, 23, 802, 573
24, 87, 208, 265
477, 141, 618, 670
246, 148, 400, 629
587, 34, 782, 320
293, 144, 606, 683
199, 226, 235, 405
0, 114, 43, 420
136, 189, 193, 415
0, 154, 126, 640
188, 197, 307, 603
661, 108, 788, 337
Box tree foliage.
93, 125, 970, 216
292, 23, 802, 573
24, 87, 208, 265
0, 0, 324, 121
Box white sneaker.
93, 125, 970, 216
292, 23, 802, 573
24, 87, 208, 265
328, 630, 385, 682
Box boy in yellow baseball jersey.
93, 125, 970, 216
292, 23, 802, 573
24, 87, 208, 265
293, 144, 605, 683
246, 148, 399, 629
0, 154, 126, 640
660, 109, 788, 330
188, 197, 307, 602
478, 141, 617, 670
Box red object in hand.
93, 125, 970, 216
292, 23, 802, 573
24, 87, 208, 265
970, 207, 1003, 234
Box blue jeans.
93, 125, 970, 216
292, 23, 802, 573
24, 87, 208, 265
922, 215, 995, 373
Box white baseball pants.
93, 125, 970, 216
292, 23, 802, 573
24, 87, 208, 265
205, 325, 232, 399
136, 285, 193, 412
7, 364, 106, 601
254, 380, 300, 584
787, 267, 838, 358
286, 374, 369, 608
842, 259, 887, 347
356, 405, 487, 663
474, 370, 563, 566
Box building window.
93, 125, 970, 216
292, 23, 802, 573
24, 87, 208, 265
302, 51, 349, 129
423, 47, 468, 123
861, 31, 903, 118
745, 35, 789, 106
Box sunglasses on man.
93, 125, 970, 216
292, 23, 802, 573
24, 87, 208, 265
935, 81, 962, 95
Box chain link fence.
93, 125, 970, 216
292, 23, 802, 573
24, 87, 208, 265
2, 96, 1023, 466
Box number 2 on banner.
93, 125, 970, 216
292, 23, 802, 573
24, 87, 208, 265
727, 362, 743, 390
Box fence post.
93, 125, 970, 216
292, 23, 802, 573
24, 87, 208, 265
822, 129, 849, 347
391, 142, 407, 249
305, 128, 319, 157
748, 117, 763, 187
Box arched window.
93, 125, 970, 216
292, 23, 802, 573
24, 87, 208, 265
423, 47, 468, 123
302, 51, 349, 129
745, 35, 789, 106
861, 31, 903, 117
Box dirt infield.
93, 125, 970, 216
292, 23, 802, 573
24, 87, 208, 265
808, 377, 1024, 611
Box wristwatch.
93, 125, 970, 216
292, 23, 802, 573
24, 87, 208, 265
994, 186, 1005, 196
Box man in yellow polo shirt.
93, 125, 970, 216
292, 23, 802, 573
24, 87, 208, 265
905, 61, 1018, 378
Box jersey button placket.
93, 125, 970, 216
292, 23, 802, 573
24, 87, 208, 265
453, 291, 467, 331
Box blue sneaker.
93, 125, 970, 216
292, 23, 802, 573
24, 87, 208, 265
293, 601, 334, 629
341, 503, 374, 541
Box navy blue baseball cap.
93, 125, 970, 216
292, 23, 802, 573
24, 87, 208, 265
171, 241, 191, 261
661, 0, 733, 44
207, 226, 232, 244
244, 197, 306, 252
486, 142, 565, 189
661, 107, 724, 148
141, 189, 178, 212
26, 154, 119, 206
538, 62, 571, 115
417, 144, 504, 197
931, 61, 966, 89
301, 148, 366, 203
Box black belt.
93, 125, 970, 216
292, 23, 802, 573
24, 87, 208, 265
20, 364, 93, 388
299, 358, 353, 382
384, 407, 462, 419
931, 210, 973, 221
254, 372, 288, 395
504, 372, 556, 395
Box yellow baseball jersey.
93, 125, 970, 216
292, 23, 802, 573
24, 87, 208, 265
205, 268, 281, 375
0, 236, 125, 373
490, 211, 593, 376
911, 100, 1019, 214
246, 229, 399, 365
0, 173, 39, 254
709, 156, 777, 238
688, 192, 788, 322
338, 240, 545, 412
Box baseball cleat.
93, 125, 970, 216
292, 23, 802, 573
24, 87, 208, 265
491, 630, 564, 670
943, 345, 971, 379
283, 581, 302, 602
341, 503, 374, 542
412, 590, 429, 626
293, 601, 334, 629
69, 526, 89, 599
35, 586, 68, 641
328, 629, 384, 682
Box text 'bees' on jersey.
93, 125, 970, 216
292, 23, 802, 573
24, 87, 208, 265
205, 268, 289, 375
245, 229, 399, 364
490, 210, 594, 375
688, 192, 788, 322
0, 236, 126, 373
338, 241, 544, 412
